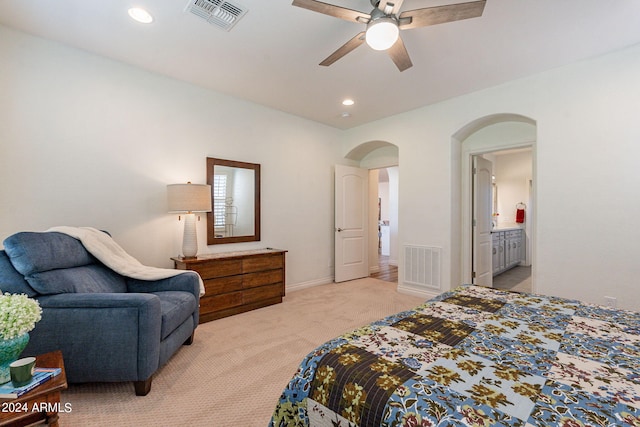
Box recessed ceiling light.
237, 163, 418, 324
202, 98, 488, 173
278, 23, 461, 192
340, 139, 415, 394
342, 99, 355, 106
128, 7, 154, 24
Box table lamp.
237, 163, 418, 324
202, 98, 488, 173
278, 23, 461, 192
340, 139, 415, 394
167, 182, 212, 258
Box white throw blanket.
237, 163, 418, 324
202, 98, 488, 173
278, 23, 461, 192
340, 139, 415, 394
47, 226, 205, 296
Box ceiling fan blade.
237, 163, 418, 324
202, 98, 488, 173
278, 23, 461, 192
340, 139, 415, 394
387, 35, 412, 71
377, 0, 405, 15
292, 0, 370, 23
398, 0, 486, 30
320, 32, 366, 66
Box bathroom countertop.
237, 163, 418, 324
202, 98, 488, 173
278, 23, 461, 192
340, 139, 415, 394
491, 226, 524, 232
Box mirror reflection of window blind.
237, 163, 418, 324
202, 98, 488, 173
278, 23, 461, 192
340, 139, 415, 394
213, 175, 227, 226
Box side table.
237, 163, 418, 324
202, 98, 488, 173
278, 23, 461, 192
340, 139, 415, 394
0, 350, 68, 427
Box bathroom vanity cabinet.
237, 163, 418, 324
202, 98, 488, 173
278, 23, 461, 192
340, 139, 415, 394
492, 228, 524, 276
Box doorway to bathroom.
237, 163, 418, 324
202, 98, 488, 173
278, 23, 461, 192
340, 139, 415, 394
456, 114, 536, 293
472, 148, 533, 292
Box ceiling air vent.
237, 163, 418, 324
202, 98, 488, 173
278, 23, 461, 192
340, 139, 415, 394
185, 0, 248, 32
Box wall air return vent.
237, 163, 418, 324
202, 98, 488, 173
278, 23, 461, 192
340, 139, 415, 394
404, 245, 441, 290
185, 0, 248, 32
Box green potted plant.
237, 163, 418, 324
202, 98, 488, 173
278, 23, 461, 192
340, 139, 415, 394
0, 293, 42, 383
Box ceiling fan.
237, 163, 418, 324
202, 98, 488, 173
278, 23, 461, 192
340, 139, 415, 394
292, 0, 486, 71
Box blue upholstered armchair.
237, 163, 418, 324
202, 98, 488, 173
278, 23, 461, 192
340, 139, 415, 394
0, 231, 200, 396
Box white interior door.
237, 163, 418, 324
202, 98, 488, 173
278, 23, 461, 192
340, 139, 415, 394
473, 156, 493, 286
335, 165, 369, 283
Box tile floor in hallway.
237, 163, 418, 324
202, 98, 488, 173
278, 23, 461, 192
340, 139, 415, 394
492, 265, 532, 293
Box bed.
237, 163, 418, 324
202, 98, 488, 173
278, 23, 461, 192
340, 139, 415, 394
269, 285, 639, 426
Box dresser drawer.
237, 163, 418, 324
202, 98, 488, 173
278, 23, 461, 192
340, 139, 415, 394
191, 259, 242, 279
243, 269, 283, 289
243, 254, 283, 273
243, 283, 283, 305
200, 291, 243, 313
204, 276, 243, 295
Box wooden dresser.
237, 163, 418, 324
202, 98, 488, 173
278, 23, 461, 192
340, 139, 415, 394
172, 249, 286, 323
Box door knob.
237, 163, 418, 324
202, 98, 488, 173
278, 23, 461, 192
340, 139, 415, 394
336, 228, 344, 232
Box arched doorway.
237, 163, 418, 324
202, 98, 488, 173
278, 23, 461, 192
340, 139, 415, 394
343, 140, 399, 281
452, 114, 537, 291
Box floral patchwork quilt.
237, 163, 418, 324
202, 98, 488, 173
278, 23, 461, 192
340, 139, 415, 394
269, 285, 640, 427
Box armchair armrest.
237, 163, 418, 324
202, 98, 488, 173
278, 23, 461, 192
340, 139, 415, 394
25, 293, 162, 383
126, 272, 200, 299
36, 292, 160, 310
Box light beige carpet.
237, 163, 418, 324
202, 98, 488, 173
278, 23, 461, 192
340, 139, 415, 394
58, 278, 425, 426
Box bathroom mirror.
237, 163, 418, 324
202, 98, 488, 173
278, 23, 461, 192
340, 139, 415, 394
206, 157, 260, 245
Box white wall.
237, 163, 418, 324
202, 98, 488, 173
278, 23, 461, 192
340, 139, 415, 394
0, 25, 344, 288
3, 25, 639, 310
378, 180, 390, 223
343, 43, 640, 310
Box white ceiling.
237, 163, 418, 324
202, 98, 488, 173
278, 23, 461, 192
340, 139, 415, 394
2, 0, 640, 129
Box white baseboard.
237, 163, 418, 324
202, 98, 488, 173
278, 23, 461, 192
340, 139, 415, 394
286, 276, 334, 293
397, 283, 440, 300
286, 278, 441, 301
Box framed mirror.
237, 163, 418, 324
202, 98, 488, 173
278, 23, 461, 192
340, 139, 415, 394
206, 157, 261, 245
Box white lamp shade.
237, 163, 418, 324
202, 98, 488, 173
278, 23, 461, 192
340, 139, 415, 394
167, 183, 212, 213
365, 18, 399, 51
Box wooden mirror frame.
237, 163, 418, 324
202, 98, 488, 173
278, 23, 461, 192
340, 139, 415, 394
206, 157, 261, 245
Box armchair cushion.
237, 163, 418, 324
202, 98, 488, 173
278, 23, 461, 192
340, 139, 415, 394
4, 232, 94, 274
3, 232, 127, 295
29, 265, 127, 294
0, 250, 38, 296
152, 291, 198, 340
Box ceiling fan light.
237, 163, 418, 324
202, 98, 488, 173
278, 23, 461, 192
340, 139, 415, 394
365, 18, 399, 51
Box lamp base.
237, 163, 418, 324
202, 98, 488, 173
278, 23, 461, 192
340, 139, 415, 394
182, 213, 198, 258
